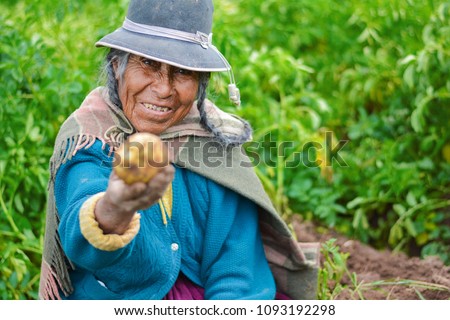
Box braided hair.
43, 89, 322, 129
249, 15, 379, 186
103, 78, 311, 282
196, 73, 252, 146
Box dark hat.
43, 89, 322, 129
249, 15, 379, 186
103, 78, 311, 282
96, 0, 231, 72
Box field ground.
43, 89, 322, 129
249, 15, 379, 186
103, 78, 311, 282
293, 217, 450, 300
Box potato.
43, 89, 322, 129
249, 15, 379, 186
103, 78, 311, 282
113, 132, 169, 184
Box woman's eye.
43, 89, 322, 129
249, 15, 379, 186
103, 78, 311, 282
175, 68, 194, 76
142, 58, 158, 68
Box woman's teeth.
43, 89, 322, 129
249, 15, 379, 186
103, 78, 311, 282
143, 103, 170, 112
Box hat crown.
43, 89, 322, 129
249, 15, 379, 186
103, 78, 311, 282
127, 0, 214, 34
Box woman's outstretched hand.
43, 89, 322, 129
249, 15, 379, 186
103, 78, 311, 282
94, 164, 175, 234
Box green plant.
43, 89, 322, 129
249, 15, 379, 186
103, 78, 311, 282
317, 239, 355, 300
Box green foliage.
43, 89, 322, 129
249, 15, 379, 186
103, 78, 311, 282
0, 0, 126, 299
212, 0, 450, 264
0, 0, 449, 299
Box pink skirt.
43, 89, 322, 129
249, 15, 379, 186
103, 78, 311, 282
163, 273, 290, 300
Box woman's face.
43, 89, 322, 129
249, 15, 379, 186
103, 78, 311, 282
117, 55, 199, 134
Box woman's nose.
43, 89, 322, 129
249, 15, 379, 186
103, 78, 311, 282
152, 66, 173, 99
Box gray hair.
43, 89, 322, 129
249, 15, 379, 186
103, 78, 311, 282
102, 49, 130, 108
101, 48, 251, 146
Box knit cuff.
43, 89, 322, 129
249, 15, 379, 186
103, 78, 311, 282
79, 192, 140, 252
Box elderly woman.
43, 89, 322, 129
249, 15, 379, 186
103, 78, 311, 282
39, 0, 318, 300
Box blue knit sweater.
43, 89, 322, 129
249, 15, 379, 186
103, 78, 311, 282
54, 140, 276, 299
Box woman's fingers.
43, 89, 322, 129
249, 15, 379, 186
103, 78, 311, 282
106, 165, 175, 212
147, 165, 174, 190
141, 165, 175, 203
108, 172, 148, 200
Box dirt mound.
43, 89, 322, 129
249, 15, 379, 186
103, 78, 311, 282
292, 217, 450, 300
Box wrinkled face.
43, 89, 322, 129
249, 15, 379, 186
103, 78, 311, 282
117, 55, 199, 134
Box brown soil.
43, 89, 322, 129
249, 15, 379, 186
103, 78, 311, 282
292, 217, 450, 300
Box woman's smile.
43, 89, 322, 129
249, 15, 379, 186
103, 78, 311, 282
138, 102, 175, 121
142, 103, 172, 113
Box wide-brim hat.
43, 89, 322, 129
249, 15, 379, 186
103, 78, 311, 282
95, 0, 230, 72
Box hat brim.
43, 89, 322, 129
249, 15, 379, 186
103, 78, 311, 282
96, 28, 230, 72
